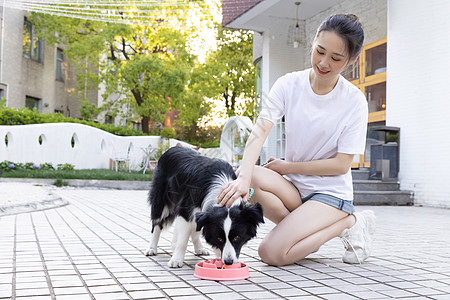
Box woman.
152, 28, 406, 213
217, 14, 375, 266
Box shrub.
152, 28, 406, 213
57, 163, 75, 171
40, 162, 55, 170
160, 127, 176, 139
0, 161, 58, 172
53, 178, 69, 187
0, 103, 146, 137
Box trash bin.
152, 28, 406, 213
368, 126, 400, 180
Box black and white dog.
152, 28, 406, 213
145, 146, 264, 268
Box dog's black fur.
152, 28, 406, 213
145, 146, 264, 268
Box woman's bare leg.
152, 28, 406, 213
258, 200, 356, 266
249, 166, 356, 266
249, 166, 302, 224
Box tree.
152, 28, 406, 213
193, 27, 256, 118
28, 2, 211, 134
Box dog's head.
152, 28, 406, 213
195, 202, 264, 265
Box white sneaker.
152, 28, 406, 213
340, 210, 376, 264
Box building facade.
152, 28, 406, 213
223, 0, 450, 208
0, 6, 98, 118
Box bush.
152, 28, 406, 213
160, 126, 176, 139
0, 160, 152, 181
57, 163, 75, 171
0, 161, 56, 172
53, 178, 69, 187
0, 102, 146, 137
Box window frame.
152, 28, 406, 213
25, 96, 42, 112
56, 48, 64, 81
23, 18, 42, 62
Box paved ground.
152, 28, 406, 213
1, 183, 450, 299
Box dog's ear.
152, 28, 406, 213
242, 202, 265, 225
195, 212, 208, 231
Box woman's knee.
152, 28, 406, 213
258, 239, 286, 266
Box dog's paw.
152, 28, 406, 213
194, 248, 209, 256
144, 247, 157, 256
168, 257, 184, 268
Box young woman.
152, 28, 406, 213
217, 14, 375, 266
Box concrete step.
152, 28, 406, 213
354, 190, 414, 206
352, 169, 370, 180
353, 180, 400, 191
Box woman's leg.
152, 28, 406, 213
258, 200, 355, 266
249, 166, 302, 224
249, 166, 356, 266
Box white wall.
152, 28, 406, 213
259, 18, 305, 162
0, 123, 186, 170
387, 0, 450, 208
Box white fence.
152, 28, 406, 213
0, 123, 187, 170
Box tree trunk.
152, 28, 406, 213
142, 115, 150, 134
131, 88, 151, 134
230, 91, 236, 113
224, 87, 229, 111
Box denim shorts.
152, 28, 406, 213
302, 193, 355, 215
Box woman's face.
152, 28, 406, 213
311, 31, 352, 80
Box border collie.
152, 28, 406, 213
145, 146, 264, 268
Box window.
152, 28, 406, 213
105, 115, 115, 124
347, 37, 387, 123
276, 116, 286, 160
25, 96, 41, 112
348, 37, 387, 168
56, 48, 64, 81
23, 18, 42, 62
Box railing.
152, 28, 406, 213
0, 123, 180, 170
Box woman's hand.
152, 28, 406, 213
264, 157, 289, 175
217, 176, 251, 208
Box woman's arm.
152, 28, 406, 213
217, 118, 274, 207
265, 153, 355, 176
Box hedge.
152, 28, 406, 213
0, 103, 146, 136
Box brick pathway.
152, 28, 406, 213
1, 188, 450, 299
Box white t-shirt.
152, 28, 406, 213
259, 69, 368, 201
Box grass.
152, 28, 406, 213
0, 168, 153, 181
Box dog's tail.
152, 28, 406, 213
148, 167, 171, 232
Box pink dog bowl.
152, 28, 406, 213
194, 259, 249, 281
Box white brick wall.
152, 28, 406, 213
387, 0, 450, 208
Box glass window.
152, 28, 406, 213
365, 82, 386, 113
105, 115, 114, 124
25, 96, 41, 112
276, 116, 285, 159
23, 18, 42, 62
56, 48, 64, 81
365, 43, 386, 77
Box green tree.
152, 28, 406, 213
28, 2, 210, 134
194, 27, 256, 118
